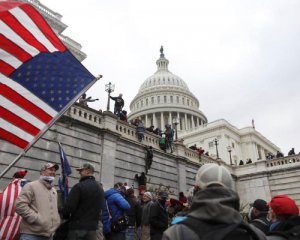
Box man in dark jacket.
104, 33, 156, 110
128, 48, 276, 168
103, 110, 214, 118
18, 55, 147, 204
125, 187, 141, 240
247, 199, 270, 234
162, 163, 266, 240
102, 182, 131, 240
62, 163, 104, 240
110, 93, 124, 117
150, 191, 169, 240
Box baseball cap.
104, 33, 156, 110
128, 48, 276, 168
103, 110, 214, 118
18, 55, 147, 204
195, 163, 233, 189
268, 195, 299, 216
76, 163, 95, 172
251, 199, 269, 212
13, 170, 28, 178
41, 163, 59, 171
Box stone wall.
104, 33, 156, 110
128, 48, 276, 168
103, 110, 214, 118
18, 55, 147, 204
1, 104, 300, 207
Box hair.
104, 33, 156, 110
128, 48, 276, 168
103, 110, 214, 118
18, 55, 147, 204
114, 182, 123, 189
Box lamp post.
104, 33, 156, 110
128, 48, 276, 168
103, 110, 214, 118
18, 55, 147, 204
173, 118, 179, 141
105, 82, 115, 111
214, 138, 219, 159
227, 146, 233, 165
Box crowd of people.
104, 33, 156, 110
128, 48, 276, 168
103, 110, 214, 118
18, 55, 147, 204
1, 162, 299, 240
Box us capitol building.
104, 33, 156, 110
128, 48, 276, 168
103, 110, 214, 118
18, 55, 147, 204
128, 47, 280, 166
1, 0, 299, 207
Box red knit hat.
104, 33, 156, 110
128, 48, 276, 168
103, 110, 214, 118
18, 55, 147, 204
268, 195, 299, 216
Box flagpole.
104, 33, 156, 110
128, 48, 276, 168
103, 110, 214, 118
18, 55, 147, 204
0, 75, 102, 180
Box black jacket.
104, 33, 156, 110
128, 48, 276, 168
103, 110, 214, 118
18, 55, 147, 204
163, 187, 266, 240
110, 96, 124, 108
62, 176, 104, 230
150, 200, 169, 240
250, 214, 270, 234
126, 195, 141, 227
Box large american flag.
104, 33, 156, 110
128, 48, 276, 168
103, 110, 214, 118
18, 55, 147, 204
0, 178, 27, 240
0, 1, 96, 150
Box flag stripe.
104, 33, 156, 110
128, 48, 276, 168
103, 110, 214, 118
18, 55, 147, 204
0, 73, 57, 117
0, 106, 40, 136
0, 127, 29, 149
0, 59, 14, 75
0, 20, 39, 58
10, 7, 58, 52
0, 48, 23, 68
0, 34, 32, 62
0, 179, 24, 240
2, 10, 49, 53
0, 118, 34, 142
0, 84, 53, 124
0, 96, 47, 129
20, 4, 66, 52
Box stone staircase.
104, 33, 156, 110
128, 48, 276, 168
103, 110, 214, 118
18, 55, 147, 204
268, 169, 300, 206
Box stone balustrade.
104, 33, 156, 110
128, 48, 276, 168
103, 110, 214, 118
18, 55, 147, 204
266, 155, 300, 168
66, 104, 218, 164
68, 104, 103, 128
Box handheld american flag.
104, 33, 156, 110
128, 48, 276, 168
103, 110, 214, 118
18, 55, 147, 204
0, 1, 97, 150
0, 178, 27, 240
58, 142, 72, 204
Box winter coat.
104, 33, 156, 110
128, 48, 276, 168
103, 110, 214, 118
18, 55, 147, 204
150, 200, 168, 240
62, 176, 104, 231
162, 187, 266, 240
15, 179, 60, 237
141, 201, 153, 225
249, 214, 270, 234
102, 188, 131, 234
125, 195, 141, 227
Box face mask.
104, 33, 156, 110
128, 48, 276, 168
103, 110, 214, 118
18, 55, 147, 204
40, 175, 55, 183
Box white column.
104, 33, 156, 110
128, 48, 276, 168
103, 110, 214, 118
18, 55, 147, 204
185, 113, 188, 130
161, 112, 164, 129
169, 112, 172, 125
197, 117, 200, 127
153, 113, 156, 127
145, 114, 148, 127
177, 112, 180, 130
191, 115, 195, 129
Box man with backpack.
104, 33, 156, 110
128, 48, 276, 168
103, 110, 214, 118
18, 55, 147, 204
247, 199, 270, 234
102, 182, 131, 240
162, 163, 266, 240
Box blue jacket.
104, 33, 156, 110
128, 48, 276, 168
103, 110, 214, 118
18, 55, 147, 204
102, 188, 131, 234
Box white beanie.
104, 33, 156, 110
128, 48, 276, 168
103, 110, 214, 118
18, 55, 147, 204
143, 191, 153, 200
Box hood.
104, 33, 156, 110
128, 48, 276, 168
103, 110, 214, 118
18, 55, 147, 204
188, 187, 242, 224
105, 188, 120, 199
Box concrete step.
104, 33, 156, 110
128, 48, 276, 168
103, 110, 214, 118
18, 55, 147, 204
271, 188, 300, 196
269, 176, 300, 185
269, 182, 300, 191
268, 170, 300, 180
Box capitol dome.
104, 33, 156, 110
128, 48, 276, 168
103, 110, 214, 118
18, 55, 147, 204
128, 47, 207, 131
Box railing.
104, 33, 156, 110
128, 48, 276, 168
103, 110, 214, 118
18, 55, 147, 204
184, 148, 216, 164
68, 104, 103, 128
266, 155, 300, 168
115, 122, 159, 148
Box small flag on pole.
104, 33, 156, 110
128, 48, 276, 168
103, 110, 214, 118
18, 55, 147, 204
0, 1, 97, 151
58, 142, 72, 203
0, 178, 27, 240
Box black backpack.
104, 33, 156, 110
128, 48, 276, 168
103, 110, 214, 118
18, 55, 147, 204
179, 216, 265, 240
267, 225, 300, 240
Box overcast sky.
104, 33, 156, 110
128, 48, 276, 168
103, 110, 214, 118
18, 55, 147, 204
42, 0, 300, 155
